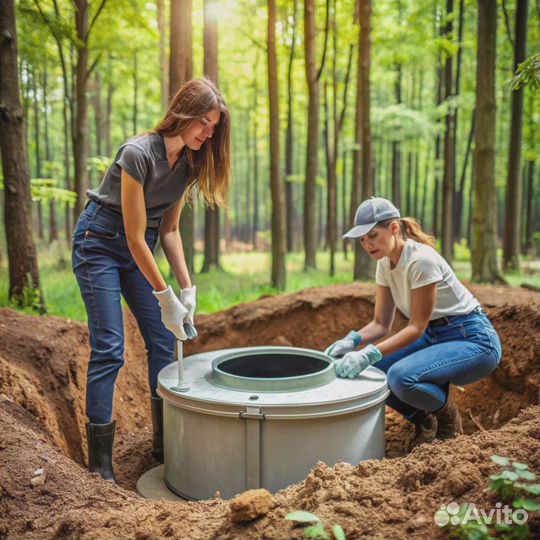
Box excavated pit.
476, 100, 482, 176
0, 283, 538, 539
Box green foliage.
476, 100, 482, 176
488, 455, 540, 501
30, 179, 77, 206
437, 455, 539, 540
509, 53, 540, 91
285, 511, 347, 540
8, 273, 44, 315
87, 156, 113, 176
372, 104, 441, 143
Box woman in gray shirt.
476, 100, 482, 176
72, 78, 231, 481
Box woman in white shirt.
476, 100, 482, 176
325, 197, 502, 450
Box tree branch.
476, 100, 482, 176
34, 0, 73, 108
86, 53, 101, 81
240, 29, 267, 52
316, 0, 330, 82
337, 44, 354, 135
87, 0, 107, 39
501, 0, 515, 50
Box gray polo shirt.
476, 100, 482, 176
87, 132, 191, 227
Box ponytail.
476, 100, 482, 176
400, 217, 436, 247
377, 217, 436, 247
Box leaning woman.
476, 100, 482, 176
325, 197, 501, 450
72, 78, 230, 481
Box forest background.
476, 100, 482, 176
0, 0, 538, 321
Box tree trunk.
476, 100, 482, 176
105, 54, 113, 157
441, 0, 455, 263
63, 80, 71, 245
503, 0, 529, 272
454, 110, 475, 242
32, 66, 45, 240
391, 63, 402, 209
157, 0, 169, 111
268, 0, 287, 289
132, 50, 138, 135
524, 161, 535, 253
471, 0, 504, 283
170, 0, 193, 93
324, 81, 337, 274
421, 142, 430, 226
303, 0, 319, 270
413, 143, 420, 217
93, 70, 103, 157
285, 0, 298, 253
405, 149, 412, 215
252, 57, 260, 250
451, 0, 465, 241
354, 0, 374, 280
0, 0, 45, 311
201, 0, 221, 273
72, 0, 90, 222
43, 65, 58, 242
170, 0, 194, 273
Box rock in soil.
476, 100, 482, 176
230, 489, 274, 523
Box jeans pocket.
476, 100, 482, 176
483, 324, 502, 363
85, 221, 119, 240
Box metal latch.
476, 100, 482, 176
239, 406, 266, 420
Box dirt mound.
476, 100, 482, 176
0, 283, 538, 538
1, 395, 538, 539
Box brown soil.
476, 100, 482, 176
0, 283, 538, 539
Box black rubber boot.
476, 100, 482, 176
435, 390, 464, 440
86, 421, 116, 482
409, 412, 437, 451
151, 396, 164, 463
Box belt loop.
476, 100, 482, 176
91, 200, 102, 219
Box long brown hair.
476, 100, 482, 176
153, 78, 231, 208
377, 217, 436, 247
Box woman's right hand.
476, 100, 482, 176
324, 331, 362, 359
152, 286, 188, 340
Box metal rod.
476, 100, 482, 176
171, 338, 190, 392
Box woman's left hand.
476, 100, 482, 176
334, 344, 382, 378
180, 285, 196, 326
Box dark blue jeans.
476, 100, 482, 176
374, 310, 502, 422
72, 201, 175, 424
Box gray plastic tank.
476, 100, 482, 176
158, 346, 389, 500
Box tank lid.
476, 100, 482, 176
158, 347, 389, 417
208, 347, 335, 392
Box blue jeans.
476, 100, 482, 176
72, 200, 175, 424
374, 310, 502, 422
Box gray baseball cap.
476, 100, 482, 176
343, 197, 400, 239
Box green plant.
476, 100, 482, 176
435, 455, 539, 540
489, 455, 540, 509
9, 273, 45, 314
285, 511, 346, 540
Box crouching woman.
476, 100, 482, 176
325, 197, 502, 450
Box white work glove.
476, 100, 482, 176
334, 344, 382, 378
152, 286, 188, 340
325, 331, 362, 359
179, 285, 196, 326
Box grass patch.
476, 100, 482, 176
0, 241, 538, 322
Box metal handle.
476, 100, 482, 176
171, 338, 190, 392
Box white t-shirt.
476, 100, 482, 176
375, 239, 480, 320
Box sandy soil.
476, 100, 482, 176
0, 282, 538, 539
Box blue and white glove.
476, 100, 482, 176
324, 331, 362, 359
334, 344, 382, 378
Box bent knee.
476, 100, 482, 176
387, 364, 416, 399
